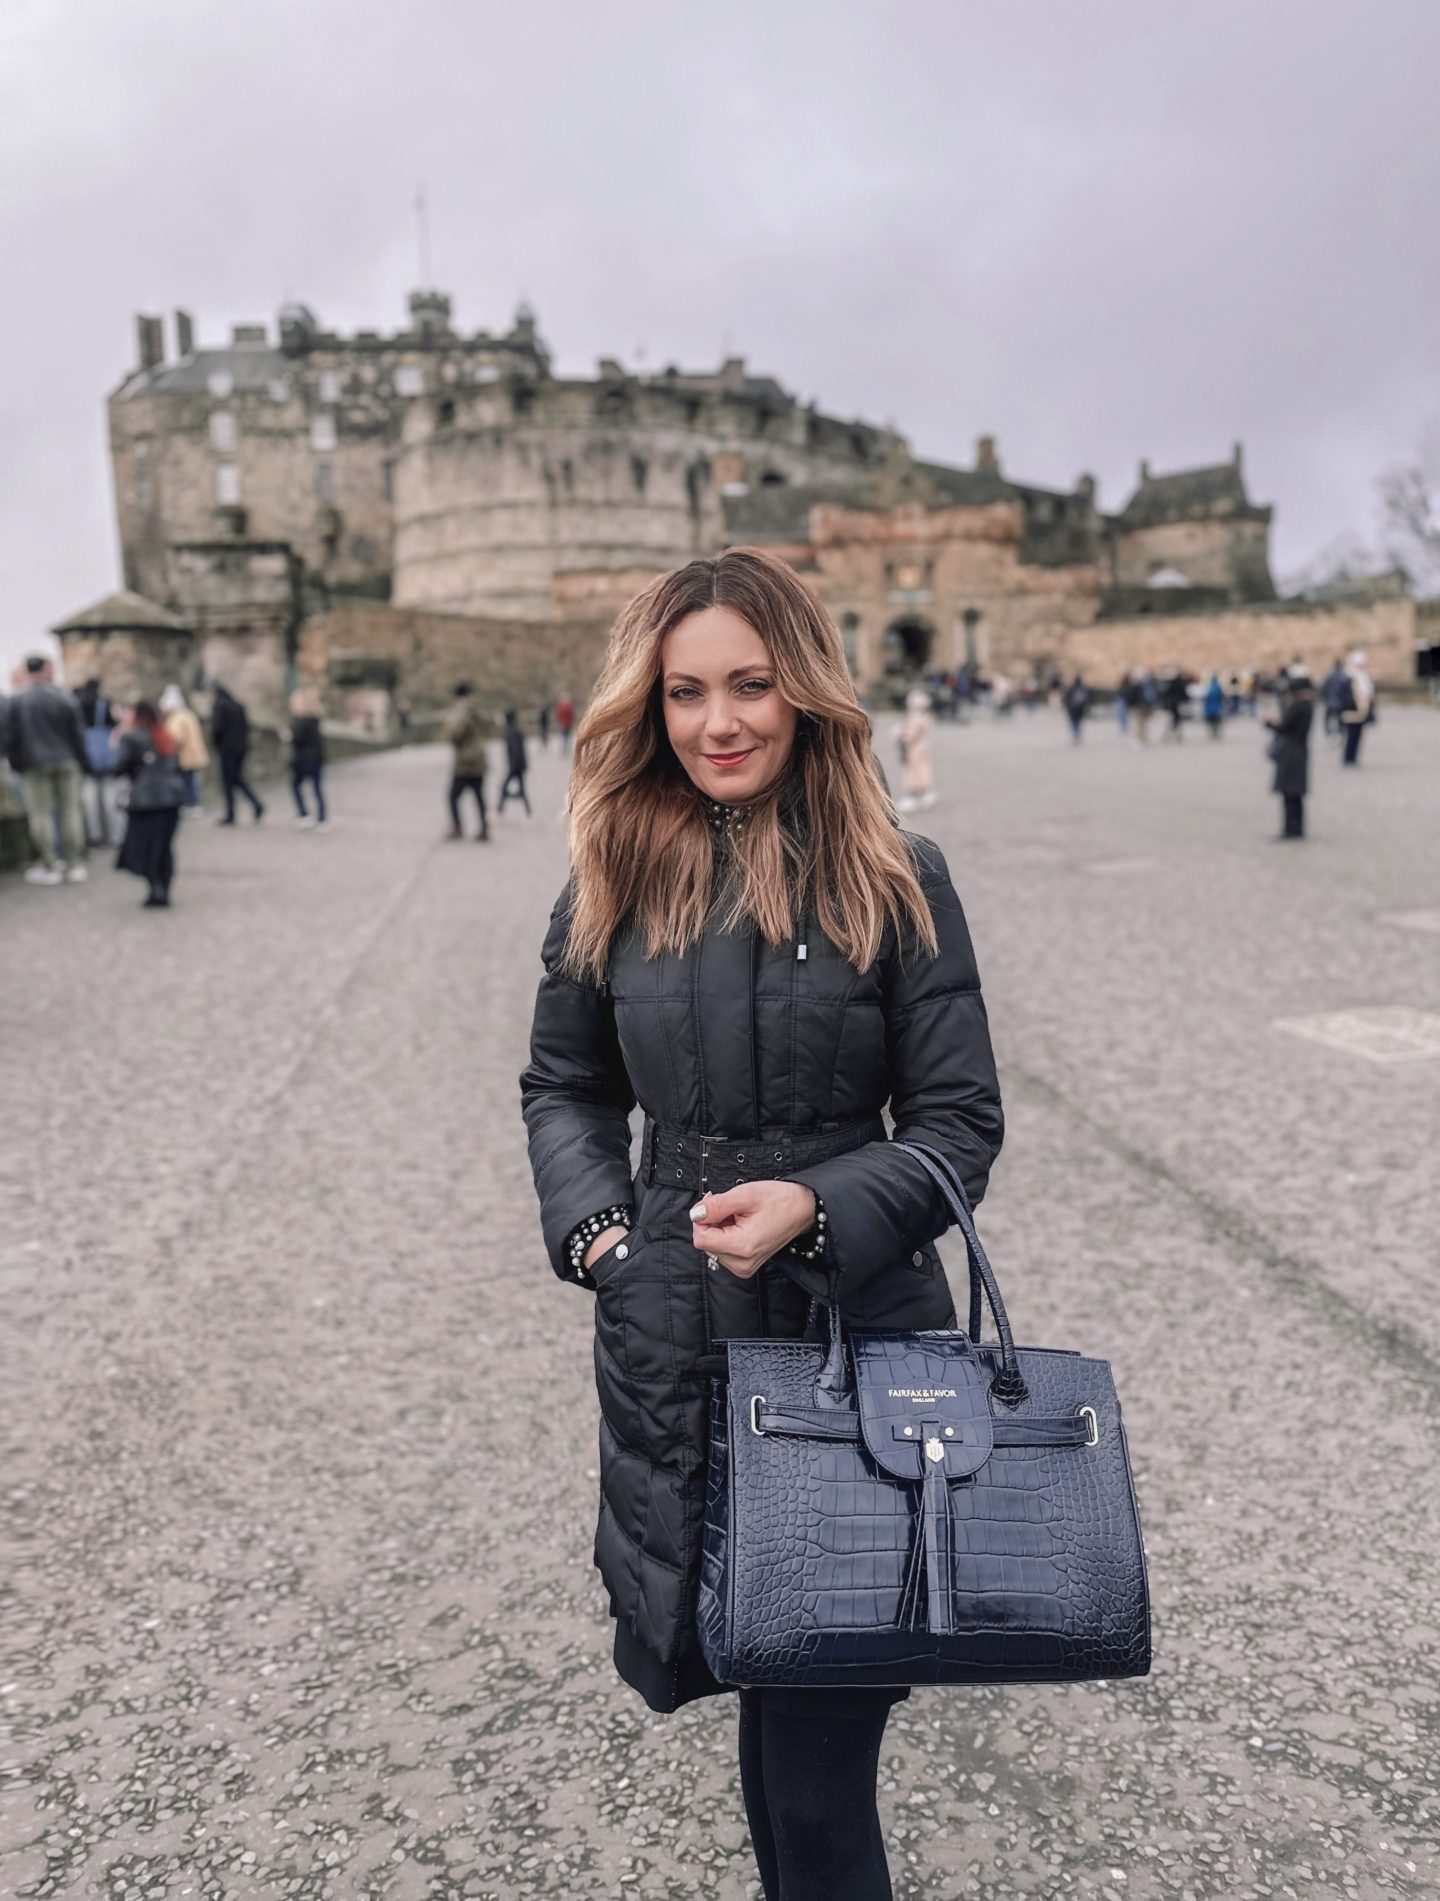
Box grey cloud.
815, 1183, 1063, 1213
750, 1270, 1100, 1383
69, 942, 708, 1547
3, 0, 1437, 668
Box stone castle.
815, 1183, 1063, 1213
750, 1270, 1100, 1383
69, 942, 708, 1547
56, 290, 1421, 719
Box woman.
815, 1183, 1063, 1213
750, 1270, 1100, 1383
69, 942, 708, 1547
159, 684, 209, 809
114, 700, 186, 906
498, 708, 532, 816
285, 689, 327, 829
1338, 649, 1375, 767
1265, 664, 1313, 840
896, 683, 936, 809
519, 548, 1004, 1901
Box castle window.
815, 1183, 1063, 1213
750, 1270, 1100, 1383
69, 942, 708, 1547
631, 454, 648, 493
319, 369, 341, 404
316, 461, 335, 506
395, 364, 424, 397
436, 398, 457, 428
215, 464, 241, 506
209, 411, 237, 452
207, 369, 234, 399
310, 414, 337, 453
759, 469, 788, 488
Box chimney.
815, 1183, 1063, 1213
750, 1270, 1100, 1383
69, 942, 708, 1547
137, 314, 165, 372
1139, 458, 1151, 483
1232, 441, 1244, 472
175, 309, 194, 357
975, 435, 999, 474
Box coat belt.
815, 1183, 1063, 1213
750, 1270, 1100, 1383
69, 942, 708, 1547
642, 1115, 886, 1194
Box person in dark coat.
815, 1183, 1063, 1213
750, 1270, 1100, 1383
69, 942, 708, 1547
1264, 664, 1314, 840
1062, 674, 1090, 742
520, 549, 1004, 1901
210, 683, 265, 826
284, 689, 327, 829
498, 708, 531, 816
113, 701, 186, 905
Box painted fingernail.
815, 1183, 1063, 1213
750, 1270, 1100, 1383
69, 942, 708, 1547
689, 1200, 707, 1221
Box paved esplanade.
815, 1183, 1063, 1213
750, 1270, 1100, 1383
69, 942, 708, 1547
6, 710, 1439, 1901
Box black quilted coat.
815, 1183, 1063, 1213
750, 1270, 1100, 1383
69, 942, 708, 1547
519, 832, 1004, 1711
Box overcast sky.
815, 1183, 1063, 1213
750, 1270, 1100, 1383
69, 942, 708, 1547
2, 0, 1437, 672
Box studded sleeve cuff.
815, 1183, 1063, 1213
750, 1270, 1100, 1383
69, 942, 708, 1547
564, 1204, 634, 1282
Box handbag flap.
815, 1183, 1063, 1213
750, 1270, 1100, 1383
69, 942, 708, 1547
850, 1332, 994, 1481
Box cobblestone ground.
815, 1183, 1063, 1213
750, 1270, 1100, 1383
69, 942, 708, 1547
4, 706, 1439, 1901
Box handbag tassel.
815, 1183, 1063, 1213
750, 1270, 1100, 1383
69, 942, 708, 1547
898, 1427, 961, 1636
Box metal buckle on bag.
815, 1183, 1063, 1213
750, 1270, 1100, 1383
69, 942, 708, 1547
750, 1394, 768, 1436
1079, 1405, 1099, 1447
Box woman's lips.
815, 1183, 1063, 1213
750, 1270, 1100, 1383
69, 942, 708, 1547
705, 750, 755, 767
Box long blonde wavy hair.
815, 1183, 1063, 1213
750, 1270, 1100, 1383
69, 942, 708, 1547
563, 547, 938, 981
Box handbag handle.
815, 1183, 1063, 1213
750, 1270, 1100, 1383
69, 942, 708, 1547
892, 1140, 1028, 1405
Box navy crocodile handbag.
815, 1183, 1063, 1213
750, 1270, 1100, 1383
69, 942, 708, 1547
697, 1141, 1151, 1687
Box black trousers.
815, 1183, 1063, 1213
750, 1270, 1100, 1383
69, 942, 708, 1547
738, 1686, 897, 1901
498, 768, 531, 814
1341, 722, 1364, 765
1282, 793, 1304, 837
292, 765, 326, 822
220, 752, 263, 821
449, 774, 488, 833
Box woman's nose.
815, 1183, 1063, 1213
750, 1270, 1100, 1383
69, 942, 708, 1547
705, 699, 742, 740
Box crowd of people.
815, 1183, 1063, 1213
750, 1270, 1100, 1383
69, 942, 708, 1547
2, 659, 333, 907
0, 641, 1387, 909
894, 649, 1379, 843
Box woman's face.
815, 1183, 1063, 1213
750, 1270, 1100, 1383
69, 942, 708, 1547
660, 606, 799, 804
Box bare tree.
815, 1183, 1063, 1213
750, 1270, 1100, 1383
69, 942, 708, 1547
1379, 425, 1440, 597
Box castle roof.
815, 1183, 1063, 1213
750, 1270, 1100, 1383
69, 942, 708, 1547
52, 590, 192, 637
1119, 458, 1264, 527
122, 345, 285, 399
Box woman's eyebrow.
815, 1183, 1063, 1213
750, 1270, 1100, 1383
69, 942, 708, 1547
663, 666, 771, 685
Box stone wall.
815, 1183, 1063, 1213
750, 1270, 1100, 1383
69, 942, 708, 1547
803, 503, 1106, 688
389, 377, 889, 621
1113, 516, 1274, 598
56, 628, 199, 703
1049, 592, 1418, 686
297, 601, 613, 719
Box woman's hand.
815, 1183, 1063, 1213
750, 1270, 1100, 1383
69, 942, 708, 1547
689, 1181, 817, 1280
583, 1225, 629, 1269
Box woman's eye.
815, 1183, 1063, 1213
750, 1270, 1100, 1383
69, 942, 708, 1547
667, 686, 701, 702
737, 678, 772, 696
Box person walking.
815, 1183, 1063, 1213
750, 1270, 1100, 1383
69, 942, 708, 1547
1264, 664, 1314, 840
555, 690, 575, 755
1063, 673, 1090, 743
896, 684, 936, 810
159, 684, 210, 811
284, 690, 328, 829
6, 654, 89, 886
210, 683, 265, 825
1160, 670, 1189, 741
1131, 670, 1156, 745
76, 678, 120, 845
1114, 671, 1132, 735
1319, 656, 1348, 739
1338, 650, 1375, 767
1202, 671, 1225, 739
498, 708, 532, 817
520, 548, 1004, 1901
443, 682, 495, 841
113, 701, 187, 905
537, 702, 552, 749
